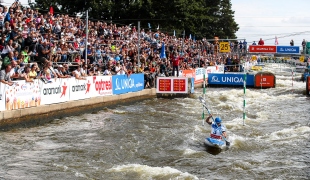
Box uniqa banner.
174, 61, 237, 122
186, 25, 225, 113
112, 74, 144, 95
208, 73, 255, 86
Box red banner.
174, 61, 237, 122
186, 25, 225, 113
249, 45, 276, 53
254, 74, 275, 88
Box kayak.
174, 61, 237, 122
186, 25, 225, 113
204, 137, 226, 150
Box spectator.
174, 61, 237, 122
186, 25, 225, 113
172, 52, 180, 77
0, 64, 16, 86
72, 66, 86, 80
290, 39, 294, 46
302, 39, 306, 53
258, 38, 264, 45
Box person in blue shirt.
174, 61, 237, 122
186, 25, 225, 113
205, 115, 227, 140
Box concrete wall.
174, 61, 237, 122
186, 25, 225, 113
0, 88, 157, 131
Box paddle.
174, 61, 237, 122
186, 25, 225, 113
198, 96, 230, 147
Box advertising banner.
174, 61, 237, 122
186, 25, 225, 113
4, 80, 41, 110
195, 68, 206, 84
276, 46, 300, 54
112, 74, 144, 95
249, 45, 276, 53
156, 77, 188, 93
254, 74, 275, 88
40, 78, 70, 105
208, 73, 255, 86
69, 78, 91, 101
0, 83, 6, 111
307, 76, 310, 95
89, 76, 113, 97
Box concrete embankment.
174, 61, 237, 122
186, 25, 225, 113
0, 88, 157, 131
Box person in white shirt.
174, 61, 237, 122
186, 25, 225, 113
73, 66, 86, 80
103, 66, 112, 75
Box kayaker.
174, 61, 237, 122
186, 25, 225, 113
205, 115, 227, 139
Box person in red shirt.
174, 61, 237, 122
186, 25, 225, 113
172, 51, 180, 77
258, 38, 264, 45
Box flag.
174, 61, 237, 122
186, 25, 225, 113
173, 30, 175, 37
148, 23, 151, 29
49, 6, 54, 16
275, 36, 279, 45
189, 34, 192, 40
160, 42, 166, 59
193, 35, 196, 42
157, 24, 159, 30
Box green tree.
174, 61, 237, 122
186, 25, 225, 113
31, 0, 239, 40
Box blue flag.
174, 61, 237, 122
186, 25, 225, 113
160, 42, 166, 59
173, 30, 175, 36
189, 34, 192, 40
148, 23, 151, 29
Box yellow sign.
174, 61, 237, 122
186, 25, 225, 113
251, 66, 262, 71
300, 56, 305, 62
251, 55, 257, 61
219, 42, 230, 53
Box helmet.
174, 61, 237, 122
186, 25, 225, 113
215, 117, 222, 124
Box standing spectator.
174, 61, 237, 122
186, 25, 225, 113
290, 39, 294, 46
172, 52, 180, 77
302, 39, 306, 53
252, 41, 256, 45
258, 38, 264, 45
37, 39, 51, 66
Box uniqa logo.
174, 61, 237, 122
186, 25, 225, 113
115, 78, 135, 90
222, 76, 244, 83
211, 76, 220, 82
135, 82, 143, 88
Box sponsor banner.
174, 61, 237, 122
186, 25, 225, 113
181, 69, 195, 78
156, 77, 188, 93
89, 76, 113, 97
307, 76, 310, 95
254, 74, 275, 88
112, 74, 144, 95
195, 68, 206, 84
0, 83, 5, 111
276, 46, 300, 54
4, 80, 41, 110
249, 45, 276, 53
208, 73, 254, 86
69, 78, 91, 101
40, 78, 70, 105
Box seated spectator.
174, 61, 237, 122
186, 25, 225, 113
72, 66, 86, 80
103, 66, 112, 75
0, 64, 17, 86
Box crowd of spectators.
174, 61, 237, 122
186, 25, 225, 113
0, 1, 244, 88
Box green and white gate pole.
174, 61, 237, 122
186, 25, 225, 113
202, 72, 206, 126
243, 63, 247, 126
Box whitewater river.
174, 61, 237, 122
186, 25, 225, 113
0, 64, 309, 180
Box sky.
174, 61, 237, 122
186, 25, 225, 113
230, 0, 310, 46
2, 0, 310, 47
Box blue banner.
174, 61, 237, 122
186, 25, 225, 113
208, 73, 254, 86
276, 46, 300, 54
112, 74, 144, 95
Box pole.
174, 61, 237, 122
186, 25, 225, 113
181, 30, 185, 57
202, 73, 206, 126
84, 10, 88, 68
138, 21, 140, 67
243, 62, 247, 126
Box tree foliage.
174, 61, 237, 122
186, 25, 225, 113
31, 0, 239, 39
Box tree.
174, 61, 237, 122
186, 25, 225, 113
32, 0, 239, 40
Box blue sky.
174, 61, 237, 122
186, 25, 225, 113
231, 0, 310, 46
3, 0, 310, 47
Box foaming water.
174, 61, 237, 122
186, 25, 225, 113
0, 64, 309, 179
